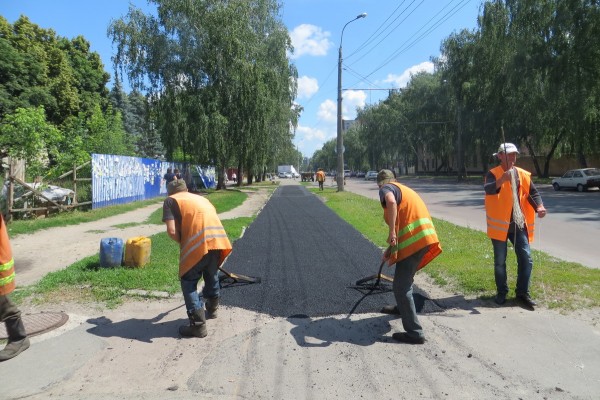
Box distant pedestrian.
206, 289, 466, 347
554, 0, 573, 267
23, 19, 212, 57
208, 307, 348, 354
232, 172, 237, 184
173, 168, 182, 180
163, 168, 176, 191
163, 180, 232, 338
0, 213, 30, 361
484, 143, 547, 309
377, 169, 442, 344
316, 168, 325, 191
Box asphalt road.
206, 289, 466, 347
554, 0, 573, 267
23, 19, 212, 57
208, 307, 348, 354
343, 177, 600, 269
219, 183, 427, 318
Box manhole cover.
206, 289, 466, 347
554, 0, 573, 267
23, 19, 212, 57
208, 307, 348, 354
0, 312, 69, 339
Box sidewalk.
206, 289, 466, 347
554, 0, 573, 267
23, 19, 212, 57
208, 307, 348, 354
2, 179, 599, 399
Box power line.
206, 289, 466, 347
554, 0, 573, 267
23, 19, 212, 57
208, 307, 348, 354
348, 0, 425, 66
346, 0, 412, 60
368, 0, 472, 79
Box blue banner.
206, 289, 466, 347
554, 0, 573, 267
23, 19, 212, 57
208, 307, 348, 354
91, 154, 216, 209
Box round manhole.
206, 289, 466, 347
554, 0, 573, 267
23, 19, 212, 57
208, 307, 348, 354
0, 312, 69, 339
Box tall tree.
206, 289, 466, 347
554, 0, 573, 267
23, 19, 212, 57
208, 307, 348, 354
109, 0, 297, 188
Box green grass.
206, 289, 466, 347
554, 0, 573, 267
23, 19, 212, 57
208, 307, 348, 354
12, 186, 600, 312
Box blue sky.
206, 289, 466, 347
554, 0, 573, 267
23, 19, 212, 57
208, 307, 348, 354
1, 0, 482, 158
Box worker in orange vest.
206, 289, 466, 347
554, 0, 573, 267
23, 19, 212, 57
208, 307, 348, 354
315, 168, 326, 191
0, 213, 30, 361
377, 169, 442, 344
163, 180, 233, 338
484, 143, 547, 309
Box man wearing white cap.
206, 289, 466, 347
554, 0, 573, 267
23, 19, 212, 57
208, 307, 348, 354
484, 143, 547, 309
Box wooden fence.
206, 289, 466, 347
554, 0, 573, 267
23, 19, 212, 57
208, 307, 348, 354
2, 160, 91, 222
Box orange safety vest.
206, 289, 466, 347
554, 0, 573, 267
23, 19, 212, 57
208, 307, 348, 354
0, 214, 16, 296
169, 192, 233, 277
385, 182, 442, 270
316, 171, 325, 182
485, 166, 536, 243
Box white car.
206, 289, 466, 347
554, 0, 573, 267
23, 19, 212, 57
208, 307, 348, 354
365, 171, 378, 181
552, 168, 600, 192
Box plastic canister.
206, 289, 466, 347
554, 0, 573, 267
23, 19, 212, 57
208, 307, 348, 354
124, 236, 152, 268
99, 237, 124, 268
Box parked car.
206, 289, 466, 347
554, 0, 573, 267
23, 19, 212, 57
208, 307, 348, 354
552, 168, 600, 192
278, 172, 288, 178
344, 169, 351, 177
365, 171, 378, 181
356, 171, 366, 178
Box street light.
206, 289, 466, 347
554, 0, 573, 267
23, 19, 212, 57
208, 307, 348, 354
337, 12, 367, 192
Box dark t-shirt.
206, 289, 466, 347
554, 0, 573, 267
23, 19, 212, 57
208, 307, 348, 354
379, 183, 402, 208
162, 197, 181, 226
163, 172, 176, 185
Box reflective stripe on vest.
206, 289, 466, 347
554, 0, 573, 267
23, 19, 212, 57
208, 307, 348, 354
396, 218, 437, 250
387, 182, 442, 270
180, 226, 230, 267
0, 259, 16, 290
0, 214, 16, 295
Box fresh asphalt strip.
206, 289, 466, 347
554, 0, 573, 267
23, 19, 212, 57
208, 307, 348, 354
220, 185, 439, 318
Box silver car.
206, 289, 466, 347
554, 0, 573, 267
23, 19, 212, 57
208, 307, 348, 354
365, 171, 378, 181
552, 168, 600, 192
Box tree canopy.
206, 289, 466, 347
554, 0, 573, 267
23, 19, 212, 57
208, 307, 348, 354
109, 0, 298, 186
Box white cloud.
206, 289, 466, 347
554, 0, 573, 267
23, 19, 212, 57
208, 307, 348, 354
297, 76, 319, 99
384, 61, 434, 88
295, 124, 332, 157
316, 90, 366, 124
317, 99, 337, 123
342, 90, 367, 119
289, 24, 332, 59
296, 124, 327, 142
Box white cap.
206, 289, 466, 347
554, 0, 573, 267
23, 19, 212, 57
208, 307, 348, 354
493, 142, 519, 157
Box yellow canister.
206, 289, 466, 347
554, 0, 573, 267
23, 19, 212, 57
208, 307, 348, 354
124, 236, 152, 268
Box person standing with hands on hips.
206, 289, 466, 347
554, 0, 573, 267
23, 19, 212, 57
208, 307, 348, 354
377, 170, 442, 344
484, 143, 547, 309
0, 213, 30, 361
163, 180, 232, 338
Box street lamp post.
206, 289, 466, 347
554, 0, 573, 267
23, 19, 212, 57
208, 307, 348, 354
337, 12, 367, 192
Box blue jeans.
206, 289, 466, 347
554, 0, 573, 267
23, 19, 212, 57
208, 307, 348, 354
393, 247, 429, 340
180, 250, 220, 313
492, 228, 533, 296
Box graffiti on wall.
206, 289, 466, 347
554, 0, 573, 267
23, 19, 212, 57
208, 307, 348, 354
91, 154, 216, 209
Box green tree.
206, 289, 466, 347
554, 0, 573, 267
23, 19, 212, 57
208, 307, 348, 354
109, 0, 297, 187
0, 106, 60, 178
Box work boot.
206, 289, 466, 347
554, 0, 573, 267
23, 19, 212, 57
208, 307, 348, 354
205, 297, 219, 320
179, 309, 207, 338
380, 305, 400, 315
0, 317, 30, 361
516, 293, 536, 310
392, 332, 426, 345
